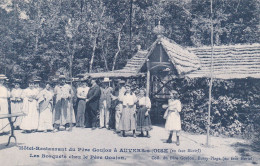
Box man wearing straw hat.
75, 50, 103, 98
99, 77, 113, 129
53, 75, 76, 132
0, 74, 11, 135
10, 78, 24, 130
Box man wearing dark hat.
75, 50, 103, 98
0, 74, 11, 134
10, 78, 23, 129
85, 78, 101, 130
53, 75, 76, 132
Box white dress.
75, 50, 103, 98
164, 99, 182, 131
37, 89, 54, 131
53, 84, 76, 125
10, 88, 23, 127
20, 88, 39, 130
0, 85, 11, 133
118, 93, 137, 131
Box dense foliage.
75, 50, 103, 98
172, 78, 260, 138
0, 0, 259, 82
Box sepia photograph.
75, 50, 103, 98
0, 0, 259, 165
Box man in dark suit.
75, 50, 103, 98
86, 79, 101, 130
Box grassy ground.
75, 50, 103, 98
0, 126, 259, 166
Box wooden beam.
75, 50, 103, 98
146, 59, 150, 98
160, 43, 162, 62
150, 62, 172, 65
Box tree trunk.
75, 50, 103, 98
100, 39, 109, 71
88, 6, 105, 73
89, 37, 97, 73
112, 19, 127, 71
112, 31, 122, 71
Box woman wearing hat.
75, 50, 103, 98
163, 90, 182, 145
76, 79, 89, 128
53, 75, 76, 132
136, 89, 152, 138
20, 79, 39, 132
0, 74, 11, 134
111, 79, 126, 133
118, 83, 138, 137
37, 82, 54, 132
10, 79, 24, 129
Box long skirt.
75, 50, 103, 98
115, 104, 123, 131
136, 106, 152, 131
76, 99, 86, 127
11, 101, 23, 127
38, 104, 53, 131
118, 105, 136, 131
165, 110, 181, 131
0, 99, 11, 133
20, 99, 39, 130
53, 98, 76, 126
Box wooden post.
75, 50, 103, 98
146, 59, 150, 98
207, 0, 214, 146
68, 42, 74, 132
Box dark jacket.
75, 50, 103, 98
87, 84, 101, 110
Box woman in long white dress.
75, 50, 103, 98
163, 90, 182, 145
118, 83, 137, 138
37, 83, 54, 132
0, 74, 11, 134
10, 79, 23, 129
20, 80, 39, 132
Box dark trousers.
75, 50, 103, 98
109, 107, 116, 129
90, 106, 98, 128
85, 105, 98, 128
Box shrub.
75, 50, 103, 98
174, 78, 260, 138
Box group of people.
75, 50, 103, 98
0, 73, 182, 145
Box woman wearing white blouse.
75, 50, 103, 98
118, 84, 137, 137
136, 89, 152, 138
10, 79, 23, 129
76, 80, 89, 128
20, 80, 39, 132
0, 75, 11, 134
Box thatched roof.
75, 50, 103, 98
187, 43, 260, 79
84, 36, 201, 78
83, 35, 260, 79
84, 50, 148, 78
147, 36, 201, 74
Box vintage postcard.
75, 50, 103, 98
0, 0, 259, 165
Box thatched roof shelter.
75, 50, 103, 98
83, 35, 201, 78
82, 34, 260, 80
187, 43, 260, 79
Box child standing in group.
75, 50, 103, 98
163, 90, 182, 145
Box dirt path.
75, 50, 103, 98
0, 126, 258, 166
